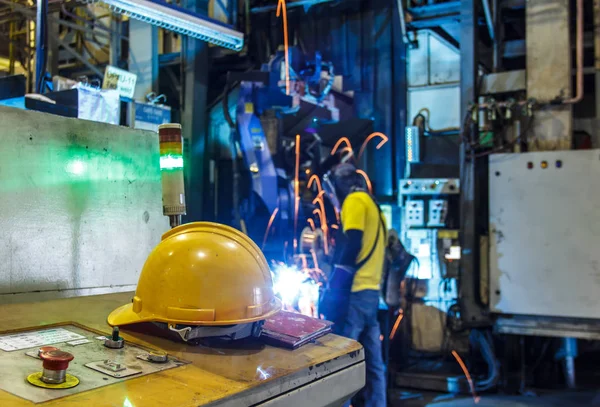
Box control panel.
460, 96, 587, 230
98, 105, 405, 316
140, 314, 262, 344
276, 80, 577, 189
399, 178, 459, 195
428, 199, 448, 227
405, 200, 425, 227
0, 325, 188, 403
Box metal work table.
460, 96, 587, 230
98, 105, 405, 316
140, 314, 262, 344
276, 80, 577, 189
0, 293, 365, 407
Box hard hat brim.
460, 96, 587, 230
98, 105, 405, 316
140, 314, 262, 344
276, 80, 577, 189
107, 303, 151, 327
107, 297, 282, 327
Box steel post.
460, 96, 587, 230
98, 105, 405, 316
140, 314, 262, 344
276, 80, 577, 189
459, 0, 488, 325
181, 0, 210, 222
34, 0, 48, 93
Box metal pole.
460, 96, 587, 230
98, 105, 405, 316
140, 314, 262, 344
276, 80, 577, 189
395, 0, 410, 44
594, 0, 600, 119
492, 0, 499, 72
35, 0, 48, 93
8, 18, 14, 74
459, 0, 487, 325
481, 0, 495, 42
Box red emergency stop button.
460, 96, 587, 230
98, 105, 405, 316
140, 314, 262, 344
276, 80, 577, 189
40, 350, 74, 371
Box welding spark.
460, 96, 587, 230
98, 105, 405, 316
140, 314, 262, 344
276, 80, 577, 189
331, 224, 339, 229
452, 350, 481, 404
312, 190, 325, 204
293, 134, 300, 252
262, 207, 280, 250
276, 0, 290, 94
331, 137, 353, 156
357, 132, 389, 160
389, 312, 404, 340
312, 199, 329, 254
256, 366, 270, 381
356, 169, 373, 194
307, 174, 323, 192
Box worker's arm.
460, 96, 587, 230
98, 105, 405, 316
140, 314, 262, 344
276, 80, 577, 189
338, 230, 363, 267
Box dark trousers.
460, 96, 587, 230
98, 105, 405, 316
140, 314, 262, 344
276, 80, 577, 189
338, 290, 387, 407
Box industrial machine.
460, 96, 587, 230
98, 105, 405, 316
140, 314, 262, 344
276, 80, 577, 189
209, 47, 374, 272
0, 107, 366, 407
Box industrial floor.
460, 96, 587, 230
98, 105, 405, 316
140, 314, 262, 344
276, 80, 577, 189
390, 389, 600, 406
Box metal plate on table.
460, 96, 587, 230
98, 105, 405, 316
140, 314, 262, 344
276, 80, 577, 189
0, 324, 189, 403
85, 360, 142, 378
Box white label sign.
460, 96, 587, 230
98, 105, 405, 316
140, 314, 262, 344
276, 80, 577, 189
67, 338, 92, 346
0, 328, 85, 352
102, 65, 138, 99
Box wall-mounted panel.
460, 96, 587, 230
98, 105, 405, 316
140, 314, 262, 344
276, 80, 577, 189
0, 107, 169, 303
489, 150, 600, 319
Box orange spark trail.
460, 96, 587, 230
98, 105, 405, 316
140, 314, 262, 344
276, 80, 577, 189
293, 134, 300, 251
307, 174, 322, 192
356, 169, 373, 194
262, 207, 279, 250
331, 224, 339, 229
358, 132, 388, 160
276, 0, 290, 94
312, 195, 329, 254
389, 312, 403, 340
452, 350, 481, 404
331, 137, 353, 156
312, 190, 325, 204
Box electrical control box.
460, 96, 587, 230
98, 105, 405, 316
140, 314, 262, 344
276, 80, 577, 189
405, 200, 425, 227
427, 199, 448, 227
399, 178, 459, 229
489, 150, 600, 319
399, 178, 459, 196
0, 325, 188, 403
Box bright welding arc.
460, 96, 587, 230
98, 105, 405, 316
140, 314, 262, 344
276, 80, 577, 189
357, 132, 389, 160
276, 0, 290, 95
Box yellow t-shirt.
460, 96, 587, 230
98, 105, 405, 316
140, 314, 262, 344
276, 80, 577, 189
341, 191, 387, 293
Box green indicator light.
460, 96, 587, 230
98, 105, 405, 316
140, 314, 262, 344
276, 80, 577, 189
160, 154, 184, 170
66, 159, 86, 176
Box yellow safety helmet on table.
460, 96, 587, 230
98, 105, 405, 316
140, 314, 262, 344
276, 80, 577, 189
108, 222, 281, 341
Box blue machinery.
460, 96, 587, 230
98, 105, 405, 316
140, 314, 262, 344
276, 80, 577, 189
218, 48, 338, 256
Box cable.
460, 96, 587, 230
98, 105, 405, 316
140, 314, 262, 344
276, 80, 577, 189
472, 114, 535, 158
415, 108, 461, 133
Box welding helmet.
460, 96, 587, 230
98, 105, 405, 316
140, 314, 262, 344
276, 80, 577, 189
323, 163, 366, 211
108, 222, 281, 341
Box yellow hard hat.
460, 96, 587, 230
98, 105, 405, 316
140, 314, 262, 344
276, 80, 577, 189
108, 222, 281, 328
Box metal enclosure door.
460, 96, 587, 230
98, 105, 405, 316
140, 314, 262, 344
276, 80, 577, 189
489, 150, 600, 318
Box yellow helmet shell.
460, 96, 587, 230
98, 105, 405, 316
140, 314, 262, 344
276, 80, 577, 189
108, 222, 281, 327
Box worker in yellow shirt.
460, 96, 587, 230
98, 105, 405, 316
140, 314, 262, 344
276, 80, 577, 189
320, 163, 387, 407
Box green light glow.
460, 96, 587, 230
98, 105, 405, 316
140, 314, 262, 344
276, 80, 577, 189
66, 159, 86, 176
160, 154, 184, 170
123, 398, 134, 407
